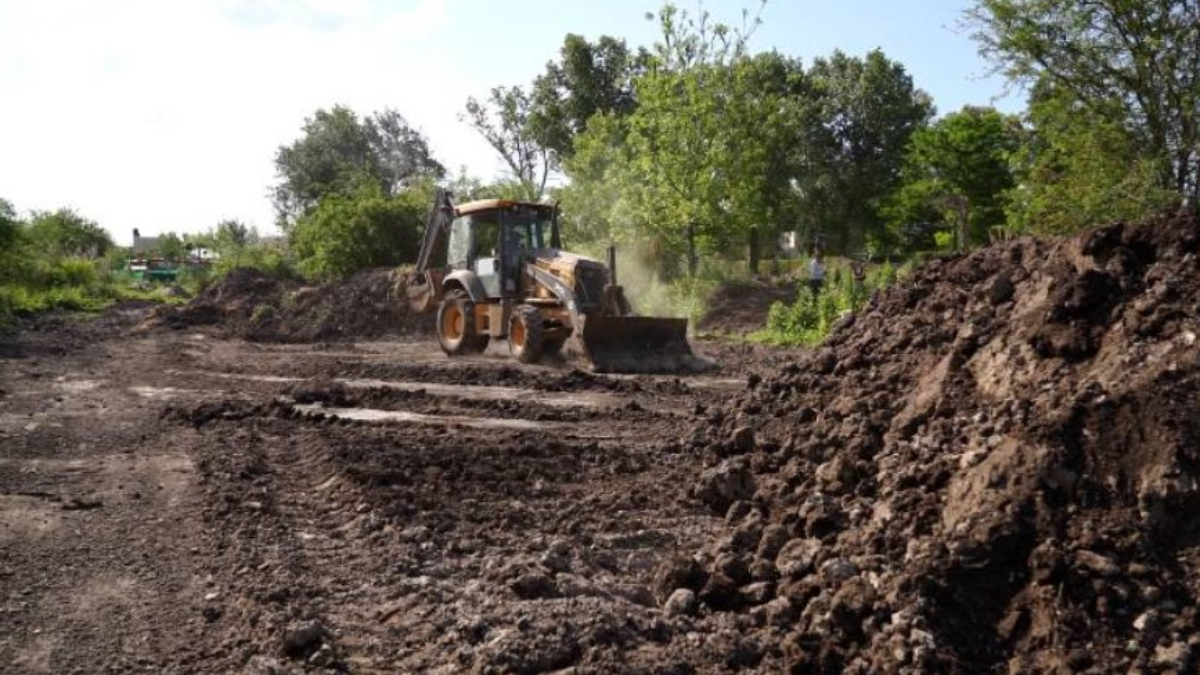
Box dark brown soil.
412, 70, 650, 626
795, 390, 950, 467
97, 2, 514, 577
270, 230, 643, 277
4, 210, 1198, 674
697, 280, 799, 336
0, 298, 771, 674
146, 267, 432, 342
692, 209, 1200, 673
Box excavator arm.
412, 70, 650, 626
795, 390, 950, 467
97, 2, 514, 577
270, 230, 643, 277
405, 189, 456, 313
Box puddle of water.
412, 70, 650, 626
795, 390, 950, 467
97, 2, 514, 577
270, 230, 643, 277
295, 403, 550, 431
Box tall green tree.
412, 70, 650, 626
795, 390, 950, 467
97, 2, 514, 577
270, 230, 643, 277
0, 198, 24, 283
1005, 78, 1179, 234
887, 106, 1021, 250
796, 49, 934, 254
0, 198, 18, 251
616, 1, 771, 272
971, 0, 1200, 205
273, 106, 444, 230
528, 34, 645, 161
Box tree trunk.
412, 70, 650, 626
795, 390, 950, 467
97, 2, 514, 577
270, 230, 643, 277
686, 223, 698, 278
748, 227, 760, 276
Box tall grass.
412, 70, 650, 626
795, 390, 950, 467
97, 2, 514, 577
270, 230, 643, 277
0, 257, 175, 326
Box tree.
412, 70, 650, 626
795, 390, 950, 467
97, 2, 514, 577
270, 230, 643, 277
273, 106, 444, 229
463, 86, 554, 200
528, 34, 644, 160
616, 1, 770, 273
25, 209, 112, 258
291, 185, 429, 279
0, 198, 24, 283
887, 106, 1021, 250
1004, 78, 1179, 234
0, 198, 18, 251
796, 49, 935, 255
216, 219, 250, 267
156, 232, 187, 260
971, 0, 1200, 205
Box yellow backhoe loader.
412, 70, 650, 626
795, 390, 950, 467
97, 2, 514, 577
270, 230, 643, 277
404, 190, 711, 373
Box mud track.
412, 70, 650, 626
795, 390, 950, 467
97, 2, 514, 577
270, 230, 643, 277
0, 307, 793, 674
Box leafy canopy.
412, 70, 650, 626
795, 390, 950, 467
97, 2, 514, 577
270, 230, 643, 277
273, 106, 444, 230
971, 0, 1200, 204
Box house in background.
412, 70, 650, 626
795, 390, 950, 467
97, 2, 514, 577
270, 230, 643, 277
187, 246, 218, 262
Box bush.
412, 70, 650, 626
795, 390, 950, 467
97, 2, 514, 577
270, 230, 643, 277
751, 259, 906, 346
48, 257, 100, 288
291, 187, 426, 279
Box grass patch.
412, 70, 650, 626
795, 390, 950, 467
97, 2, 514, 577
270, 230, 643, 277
749, 260, 907, 346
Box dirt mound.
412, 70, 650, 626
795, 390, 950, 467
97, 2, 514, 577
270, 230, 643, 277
149, 267, 432, 342
697, 279, 798, 336
687, 211, 1200, 673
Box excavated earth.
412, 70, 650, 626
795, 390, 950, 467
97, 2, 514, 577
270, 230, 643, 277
695, 210, 1200, 674
2, 211, 1198, 674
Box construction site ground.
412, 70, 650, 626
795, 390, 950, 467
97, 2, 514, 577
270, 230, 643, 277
0, 305, 798, 675
5, 210, 1200, 675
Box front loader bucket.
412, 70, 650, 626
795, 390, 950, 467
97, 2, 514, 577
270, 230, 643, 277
570, 315, 715, 374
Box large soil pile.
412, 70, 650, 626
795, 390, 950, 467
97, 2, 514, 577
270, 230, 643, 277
150, 267, 432, 342
685, 210, 1200, 673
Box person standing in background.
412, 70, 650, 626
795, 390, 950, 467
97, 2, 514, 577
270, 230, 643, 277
808, 252, 825, 298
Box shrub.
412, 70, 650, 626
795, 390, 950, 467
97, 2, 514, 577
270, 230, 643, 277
751, 258, 907, 346
291, 187, 426, 279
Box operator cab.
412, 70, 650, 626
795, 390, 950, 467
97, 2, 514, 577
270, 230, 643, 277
446, 200, 560, 299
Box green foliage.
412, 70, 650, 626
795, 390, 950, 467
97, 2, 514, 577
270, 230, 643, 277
25, 209, 113, 258
156, 232, 187, 260
215, 219, 250, 267
273, 106, 444, 229
291, 186, 428, 279
971, 0, 1198, 205
1004, 80, 1179, 234
795, 50, 935, 254
215, 240, 296, 279
176, 264, 215, 295
886, 106, 1020, 250
557, 5, 931, 277
528, 34, 644, 161
752, 259, 902, 346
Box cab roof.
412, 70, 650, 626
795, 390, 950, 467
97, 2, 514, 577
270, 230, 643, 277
454, 199, 552, 216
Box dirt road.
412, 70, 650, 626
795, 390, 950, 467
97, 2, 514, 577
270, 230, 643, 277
1, 308, 796, 674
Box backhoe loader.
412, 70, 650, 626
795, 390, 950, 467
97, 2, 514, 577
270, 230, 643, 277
404, 190, 710, 373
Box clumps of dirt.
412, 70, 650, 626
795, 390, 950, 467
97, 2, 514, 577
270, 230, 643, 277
146, 267, 432, 342
684, 210, 1200, 674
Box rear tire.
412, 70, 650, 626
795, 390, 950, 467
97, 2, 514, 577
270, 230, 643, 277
437, 289, 488, 355
508, 305, 544, 364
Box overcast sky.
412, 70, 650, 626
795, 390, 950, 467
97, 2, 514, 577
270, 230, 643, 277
0, 0, 1019, 245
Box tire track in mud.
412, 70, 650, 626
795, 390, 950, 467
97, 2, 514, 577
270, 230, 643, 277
175, 370, 730, 673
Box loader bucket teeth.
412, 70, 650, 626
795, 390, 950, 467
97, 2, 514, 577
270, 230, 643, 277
570, 316, 715, 374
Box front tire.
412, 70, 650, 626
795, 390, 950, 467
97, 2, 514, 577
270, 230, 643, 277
508, 305, 544, 364
437, 289, 488, 355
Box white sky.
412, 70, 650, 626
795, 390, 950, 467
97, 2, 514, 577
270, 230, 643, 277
0, 0, 1016, 245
